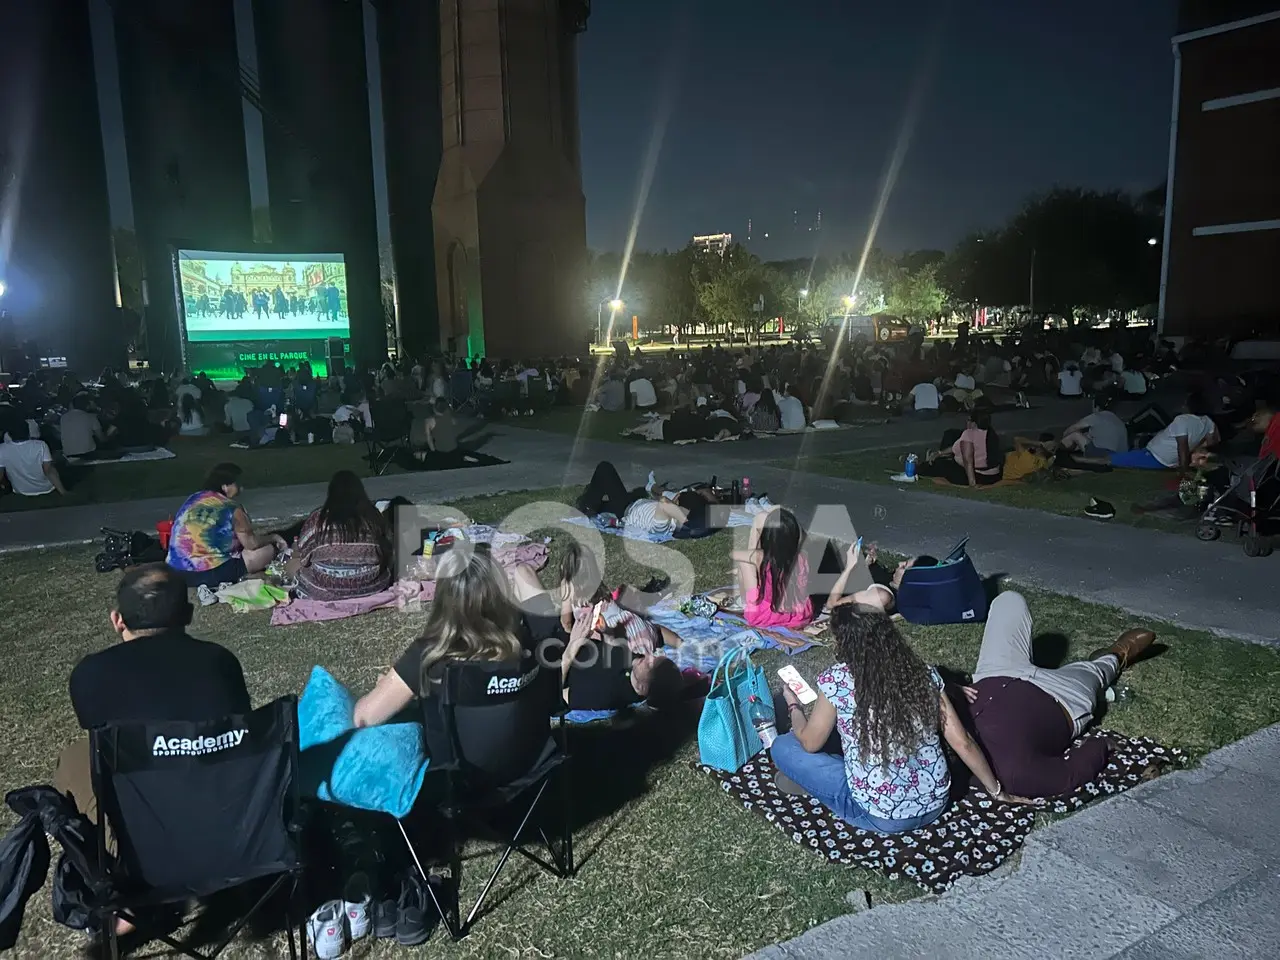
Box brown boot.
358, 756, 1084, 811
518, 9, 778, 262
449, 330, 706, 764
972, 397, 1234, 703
1088, 628, 1156, 670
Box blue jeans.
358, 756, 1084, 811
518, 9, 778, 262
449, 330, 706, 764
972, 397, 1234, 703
1108, 447, 1164, 469
770, 733, 945, 834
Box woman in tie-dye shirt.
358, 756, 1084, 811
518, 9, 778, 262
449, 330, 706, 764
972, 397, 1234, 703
167, 462, 285, 588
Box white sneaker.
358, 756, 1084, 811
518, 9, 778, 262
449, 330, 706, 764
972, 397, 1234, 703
307, 900, 347, 959
197, 584, 218, 606
343, 873, 372, 941
889, 473, 917, 483
756, 495, 774, 509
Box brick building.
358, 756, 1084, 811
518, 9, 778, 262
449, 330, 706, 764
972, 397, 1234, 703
1161, 2, 1280, 339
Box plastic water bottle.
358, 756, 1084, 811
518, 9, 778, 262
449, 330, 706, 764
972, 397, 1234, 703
905, 453, 918, 479
747, 695, 777, 749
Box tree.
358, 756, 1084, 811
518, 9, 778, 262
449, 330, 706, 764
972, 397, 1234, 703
942, 188, 1163, 315
645, 246, 702, 340
886, 262, 947, 322
695, 244, 775, 341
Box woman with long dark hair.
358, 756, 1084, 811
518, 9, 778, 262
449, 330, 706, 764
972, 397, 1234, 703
915, 409, 1003, 486
772, 607, 1028, 832
731, 506, 815, 629
286, 470, 392, 600
749, 388, 782, 433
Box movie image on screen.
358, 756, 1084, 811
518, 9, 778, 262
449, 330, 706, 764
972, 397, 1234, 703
177, 249, 349, 342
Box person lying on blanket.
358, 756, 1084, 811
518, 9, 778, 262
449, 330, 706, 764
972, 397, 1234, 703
954, 591, 1156, 799
557, 605, 685, 712
509, 542, 681, 655
575, 460, 690, 538
824, 540, 898, 614
723, 506, 816, 629
772, 605, 1032, 833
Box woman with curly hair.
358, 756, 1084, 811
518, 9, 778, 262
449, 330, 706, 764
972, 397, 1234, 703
771, 606, 1027, 832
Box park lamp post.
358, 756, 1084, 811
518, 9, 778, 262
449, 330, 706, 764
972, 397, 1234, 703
597, 297, 624, 346
798, 288, 808, 315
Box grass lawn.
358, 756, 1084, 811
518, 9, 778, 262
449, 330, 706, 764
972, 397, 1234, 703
796, 448, 1192, 532
3, 487, 1278, 958
512, 407, 641, 442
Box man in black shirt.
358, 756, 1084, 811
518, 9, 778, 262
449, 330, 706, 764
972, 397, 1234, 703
55, 564, 251, 829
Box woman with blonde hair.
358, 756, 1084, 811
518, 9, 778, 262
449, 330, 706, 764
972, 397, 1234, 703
353, 548, 531, 726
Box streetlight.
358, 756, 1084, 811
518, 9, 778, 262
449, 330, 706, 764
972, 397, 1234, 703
842, 294, 856, 310
596, 297, 624, 345
797, 288, 808, 315
1147, 237, 1158, 246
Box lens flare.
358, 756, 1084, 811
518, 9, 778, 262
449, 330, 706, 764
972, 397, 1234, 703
566, 12, 691, 483
783, 17, 946, 499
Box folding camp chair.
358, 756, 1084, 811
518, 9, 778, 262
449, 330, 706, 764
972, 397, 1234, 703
450, 369, 477, 415
396, 659, 573, 940
365, 398, 411, 475
89, 697, 305, 960
489, 380, 521, 417
525, 378, 554, 413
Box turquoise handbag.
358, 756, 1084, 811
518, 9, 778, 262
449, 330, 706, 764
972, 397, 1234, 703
697, 646, 775, 773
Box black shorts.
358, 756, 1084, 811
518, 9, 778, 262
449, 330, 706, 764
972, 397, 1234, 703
174, 557, 248, 589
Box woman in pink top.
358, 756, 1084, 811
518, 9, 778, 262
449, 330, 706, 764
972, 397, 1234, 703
732, 506, 815, 629
917, 410, 1003, 487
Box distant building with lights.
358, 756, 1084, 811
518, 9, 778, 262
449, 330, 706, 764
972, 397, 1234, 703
692, 233, 732, 257
1161, 1, 1280, 338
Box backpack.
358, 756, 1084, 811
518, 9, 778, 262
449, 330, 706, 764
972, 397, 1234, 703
94, 527, 166, 573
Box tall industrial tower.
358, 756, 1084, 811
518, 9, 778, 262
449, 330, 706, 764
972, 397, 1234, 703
431, 0, 591, 359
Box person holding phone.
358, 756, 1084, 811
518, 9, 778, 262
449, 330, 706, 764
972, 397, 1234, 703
771, 605, 1031, 833
824, 539, 896, 614
557, 601, 684, 711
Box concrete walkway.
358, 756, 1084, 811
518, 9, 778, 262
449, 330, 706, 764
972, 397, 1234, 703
4, 412, 1274, 643
747, 721, 1280, 960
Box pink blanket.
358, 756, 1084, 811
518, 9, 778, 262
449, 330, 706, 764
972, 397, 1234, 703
270, 543, 549, 626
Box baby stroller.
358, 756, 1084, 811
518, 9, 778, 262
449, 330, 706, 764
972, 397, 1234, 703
1196, 454, 1280, 557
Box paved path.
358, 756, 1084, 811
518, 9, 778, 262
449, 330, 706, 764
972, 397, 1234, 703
746, 722, 1280, 960
4, 403, 1275, 644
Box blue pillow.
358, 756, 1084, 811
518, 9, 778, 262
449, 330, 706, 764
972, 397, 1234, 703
298, 666, 430, 818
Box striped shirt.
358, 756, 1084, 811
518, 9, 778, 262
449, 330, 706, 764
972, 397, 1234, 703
622, 499, 676, 537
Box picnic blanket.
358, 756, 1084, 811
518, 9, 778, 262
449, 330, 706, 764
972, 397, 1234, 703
643, 597, 818, 672
270, 542, 549, 625
697, 731, 1186, 894
67, 446, 176, 465
561, 509, 753, 544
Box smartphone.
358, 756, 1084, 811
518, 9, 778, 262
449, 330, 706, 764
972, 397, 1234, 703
778, 665, 818, 704
853, 536, 863, 555
278, 412, 289, 428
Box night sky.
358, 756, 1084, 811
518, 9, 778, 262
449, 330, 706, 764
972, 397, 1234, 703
578, 0, 1177, 258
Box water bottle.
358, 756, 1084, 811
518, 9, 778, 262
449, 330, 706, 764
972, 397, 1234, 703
747, 695, 777, 749
905, 453, 918, 479
742, 476, 752, 500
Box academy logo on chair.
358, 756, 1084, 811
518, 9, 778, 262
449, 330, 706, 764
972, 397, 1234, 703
152, 729, 247, 757
486, 668, 539, 695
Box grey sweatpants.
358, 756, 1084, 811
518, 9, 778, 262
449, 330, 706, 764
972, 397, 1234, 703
973, 591, 1119, 737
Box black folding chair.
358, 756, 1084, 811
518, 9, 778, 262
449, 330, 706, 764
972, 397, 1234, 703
490, 380, 520, 416
525, 378, 553, 413
365, 397, 411, 475
396, 659, 573, 940
450, 369, 477, 416
89, 697, 305, 960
